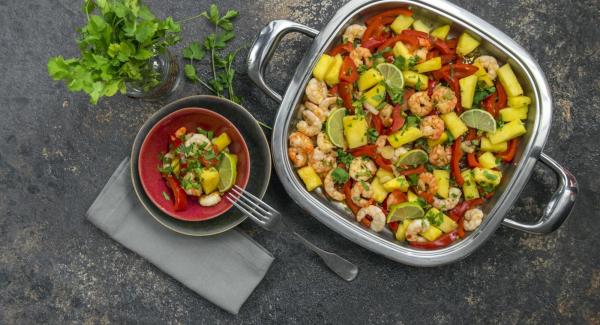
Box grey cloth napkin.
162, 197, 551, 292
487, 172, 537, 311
86, 159, 274, 314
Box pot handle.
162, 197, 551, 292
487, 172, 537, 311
247, 20, 319, 103
502, 153, 578, 234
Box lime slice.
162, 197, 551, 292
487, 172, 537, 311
460, 109, 497, 133
326, 107, 346, 148
387, 202, 425, 223
396, 149, 428, 166
218, 152, 237, 192
376, 63, 404, 89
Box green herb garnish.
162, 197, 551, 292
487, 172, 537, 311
162, 191, 171, 201
331, 168, 349, 184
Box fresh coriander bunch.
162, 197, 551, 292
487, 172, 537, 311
47, 0, 181, 104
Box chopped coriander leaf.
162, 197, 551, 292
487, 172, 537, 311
331, 168, 350, 184
407, 173, 419, 186
359, 180, 370, 191
472, 84, 496, 107
415, 78, 422, 91
387, 85, 404, 104
162, 191, 171, 201
427, 210, 444, 226
405, 115, 421, 129
483, 170, 498, 180
407, 56, 419, 69
337, 150, 354, 166
393, 56, 406, 70
496, 120, 505, 128
367, 128, 379, 143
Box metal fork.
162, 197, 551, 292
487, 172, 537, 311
225, 185, 359, 282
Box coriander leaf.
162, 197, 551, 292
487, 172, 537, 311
221, 9, 238, 20
183, 42, 205, 60
47, 56, 74, 80
207, 4, 219, 24
337, 149, 354, 166
331, 168, 350, 184
184, 64, 199, 81
367, 128, 379, 143
138, 5, 155, 20
162, 191, 171, 201
135, 21, 158, 43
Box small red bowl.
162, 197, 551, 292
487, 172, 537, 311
138, 107, 250, 221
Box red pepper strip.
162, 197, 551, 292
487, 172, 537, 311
457, 218, 466, 238
440, 54, 455, 65
484, 191, 495, 199
387, 190, 408, 206
330, 43, 354, 56
439, 63, 479, 81
409, 230, 459, 249
427, 80, 437, 97
339, 56, 359, 83
399, 165, 426, 176
433, 39, 453, 55
361, 38, 386, 51
451, 137, 464, 186
338, 82, 354, 113
389, 221, 399, 233
169, 135, 182, 150
328, 85, 338, 95
448, 201, 469, 222
362, 17, 386, 44
372, 114, 384, 135
365, 8, 413, 26
390, 105, 405, 133
466, 128, 478, 141
499, 138, 519, 162
166, 176, 188, 211
377, 35, 417, 57
483, 91, 498, 117
361, 217, 372, 228
495, 81, 507, 109
350, 144, 378, 157
427, 49, 439, 60
446, 38, 458, 50
375, 156, 393, 171
344, 181, 360, 215
419, 192, 434, 204
466, 198, 485, 208
467, 153, 481, 168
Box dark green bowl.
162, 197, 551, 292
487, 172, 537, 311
130, 95, 271, 236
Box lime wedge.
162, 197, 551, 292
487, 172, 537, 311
376, 63, 404, 89
460, 109, 497, 133
218, 152, 237, 192
387, 202, 425, 223
326, 107, 346, 148
396, 149, 428, 166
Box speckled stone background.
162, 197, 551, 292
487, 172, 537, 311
1, 0, 599, 323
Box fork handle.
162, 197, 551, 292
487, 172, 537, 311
292, 232, 358, 282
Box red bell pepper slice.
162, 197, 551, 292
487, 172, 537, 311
200, 147, 220, 167
467, 153, 481, 168
328, 85, 338, 96
169, 134, 182, 150
350, 144, 378, 157
390, 105, 405, 133
372, 114, 384, 135
375, 156, 393, 171
448, 201, 469, 222
339, 56, 359, 83
427, 80, 436, 96
388, 221, 399, 233
344, 180, 360, 215
466, 198, 485, 208
496, 82, 507, 109
362, 17, 387, 45
166, 176, 188, 211
387, 190, 408, 206
362, 38, 386, 51
399, 165, 426, 176
451, 137, 464, 186
457, 218, 466, 238
365, 8, 413, 26
409, 230, 459, 249
499, 138, 519, 162
338, 82, 354, 113
433, 39, 452, 55
330, 43, 354, 56
483, 91, 498, 117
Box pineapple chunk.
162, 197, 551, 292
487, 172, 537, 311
297, 166, 322, 191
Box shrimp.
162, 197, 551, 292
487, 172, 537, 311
392, 146, 409, 162
309, 148, 337, 175
414, 48, 429, 63
431, 85, 457, 114
305, 78, 328, 104
174, 127, 187, 138
351, 181, 374, 208
350, 46, 372, 67
343, 24, 366, 44
305, 101, 329, 122
182, 172, 202, 196
199, 193, 222, 207
428, 144, 451, 167
380, 104, 393, 127
474, 55, 500, 80
417, 172, 438, 196
317, 132, 335, 152
464, 208, 484, 231
296, 110, 322, 137
319, 96, 338, 110
461, 140, 477, 154
185, 133, 212, 149
420, 115, 445, 140
288, 131, 314, 167
375, 135, 394, 160
432, 187, 463, 211
405, 219, 430, 242
356, 205, 386, 232
349, 157, 377, 181
408, 91, 433, 117
324, 169, 345, 201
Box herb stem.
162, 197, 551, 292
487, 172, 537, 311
176, 13, 205, 24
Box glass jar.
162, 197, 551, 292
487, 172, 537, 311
126, 49, 181, 100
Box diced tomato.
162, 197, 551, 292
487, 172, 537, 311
340, 56, 359, 83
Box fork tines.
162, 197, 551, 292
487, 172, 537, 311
225, 185, 278, 224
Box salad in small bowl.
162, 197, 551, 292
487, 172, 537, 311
138, 107, 250, 221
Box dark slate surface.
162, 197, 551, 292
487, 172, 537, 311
1, 0, 598, 323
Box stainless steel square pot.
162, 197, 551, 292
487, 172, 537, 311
247, 0, 578, 266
